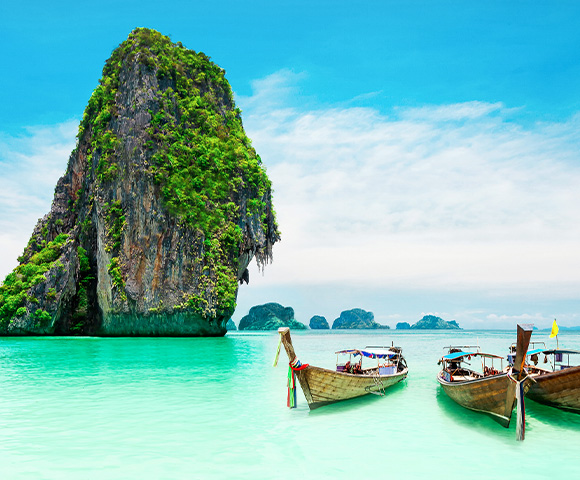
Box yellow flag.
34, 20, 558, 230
550, 319, 559, 338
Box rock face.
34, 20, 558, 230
332, 308, 389, 329
238, 303, 307, 331
226, 319, 237, 331
396, 322, 411, 330
0, 29, 279, 336
411, 315, 461, 330
309, 315, 329, 329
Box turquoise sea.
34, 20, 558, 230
1, 329, 579, 479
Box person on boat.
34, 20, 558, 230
484, 366, 498, 376
352, 362, 362, 375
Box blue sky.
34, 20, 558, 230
1, 1, 580, 329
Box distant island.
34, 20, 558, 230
309, 315, 329, 329
396, 322, 411, 330
235, 307, 459, 331
332, 308, 390, 329
411, 315, 461, 330
539, 325, 580, 332
226, 319, 237, 331
238, 303, 307, 331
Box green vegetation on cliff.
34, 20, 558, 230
71, 27, 277, 319
0, 234, 69, 327
107, 28, 278, 316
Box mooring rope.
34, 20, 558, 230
369, 373, 385, 396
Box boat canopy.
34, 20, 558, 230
526, 348, 546, 356
442, 351, 477, 360
335, 348, 397, 359
525, 348, 580, 356
543, 349, 580, 355
441, 351, 503, 361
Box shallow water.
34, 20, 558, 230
1, 330, 579, 479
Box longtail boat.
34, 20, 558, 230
436, 324, 533, 440
513, 346, 580, 412
274, 327, 408, 410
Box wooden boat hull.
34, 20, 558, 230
297, 365, 408, 409
277, 327, 407, 409
437, 324, 533, 440
437, 372, 518, 427
527, 366, 580, 412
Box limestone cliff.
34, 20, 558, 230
0, 28, 279, 336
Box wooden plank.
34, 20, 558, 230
527, 365, 580, 411
438, 372, 515, 427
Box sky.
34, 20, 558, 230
1, 1, 579, 329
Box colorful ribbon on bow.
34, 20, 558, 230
287, 357, 309, 408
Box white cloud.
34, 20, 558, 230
2, 76, 579, 329
486, 313, 548, 323
239, 71, 580, 300
397, 101, 505, 122
238, 69, 308, 113
0, 121, 77, 275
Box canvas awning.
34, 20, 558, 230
335, 348, 397, 359
441, 351, 503, 361
526, 348, 545, 356
442, 351, 477, 360
543, 349, 580, 355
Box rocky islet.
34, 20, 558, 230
238, 303, 307, 331
0, 28, 279, 336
